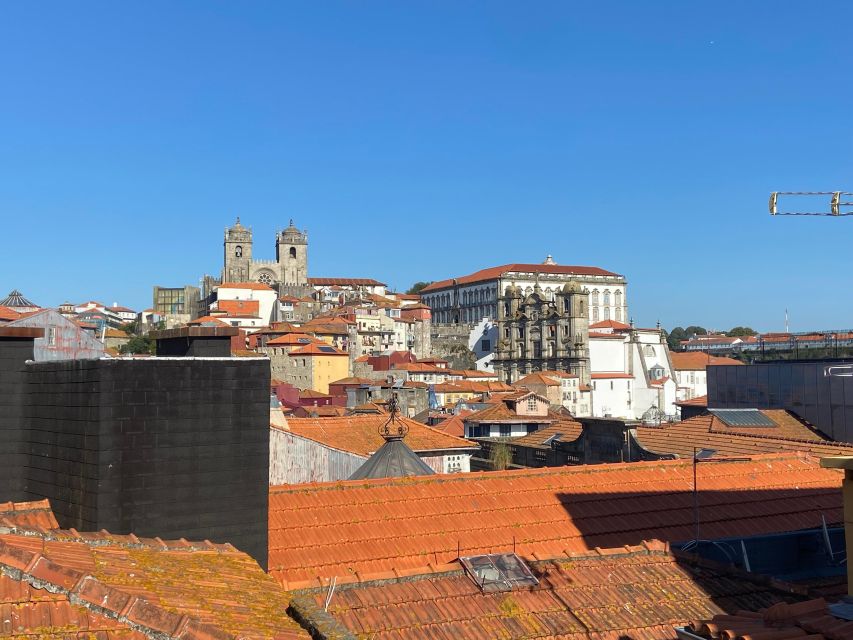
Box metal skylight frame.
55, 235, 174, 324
459, 553, 539, 592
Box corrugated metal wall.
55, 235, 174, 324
269, 429, 365, 484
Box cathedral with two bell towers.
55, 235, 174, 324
222, 218, 309, 288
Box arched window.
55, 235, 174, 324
616, 307, 622, 321
593, 307, 599, 322
289, 246, 296, 258
603, 290, 611, 306
591, 290, 599, 306
615, 290, 622, 306
235, 245, 242, 258
604, 307, 610, 320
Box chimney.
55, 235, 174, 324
149, 326, 239, 357
820, 456, 853, 595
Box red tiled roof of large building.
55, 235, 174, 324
671, 351, 744, 370
218, 299, 260, 316
303, 541, 797, 640
634, 412, 850, 459
267, 453, 841, 586
308, 277, 387, 287
421, 263, 622, 292
276, 415, 477, 458
0, 499, 59, 529
0, 523, 309, 638
218, 281, 275, 291
589, 331, 628, 339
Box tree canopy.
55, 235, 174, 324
726, 326, 758, 337
406, 281, 433, 295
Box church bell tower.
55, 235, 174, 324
276, 220, 308, 285
223, 218, 253, 283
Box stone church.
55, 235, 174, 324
492, 281, 591, 384
222, 218, 308, 287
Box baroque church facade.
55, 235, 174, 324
222, 218, 308, 287
492, 281, 591, 384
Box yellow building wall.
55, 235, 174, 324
310, 355, 350, 395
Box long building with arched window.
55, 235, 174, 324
420, 257, 628, 326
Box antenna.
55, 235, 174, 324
769, 191, 853, 216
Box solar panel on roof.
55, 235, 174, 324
317, 346, 337, 353
708, 409, 776, 427
542, 432, 563, 447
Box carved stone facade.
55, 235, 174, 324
222, 218, 308, 287
492, 281, 590, 384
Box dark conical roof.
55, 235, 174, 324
348, 436, 436, 480
0, 290, 37, 308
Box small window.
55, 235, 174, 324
289, 246, 297, 258
481, 339, 491, 351
527, 397, 536, 411
47, 327, 56, 346
460, 553, 539, 593
499, 424, 511, 437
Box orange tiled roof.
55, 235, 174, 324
0, 526, 308, 638
0, 499, 59, 529
514, 372, 561, 387
266, 332, 322, 346
277, 415, 478, 457
267, 453, 842, 586
0, 305, 22, 321
288, 343, 348, 356
689, 598, 842, 640
589, 319, 632, 330
671, 351, 744, 370
429, 411, 473, 437
634, 412, 851, 459
463, 399, 553, 424
218, 299, 260, 316
677, 394, 708, 407
421, 263, 621, 292
306, 541, 796, 639
589, 331, 627, 339
299, 389, 330, 399
102, 328, 129, 338
297, 405, 349, 417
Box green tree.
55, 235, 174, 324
684, 325, 708, 337
726, 326, 757, 337
406, 281, 433, 295
667, 326, 687, 351
120, 335, 154, 355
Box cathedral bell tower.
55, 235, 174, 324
223, 218, 253, 283
276, 220, 308, 286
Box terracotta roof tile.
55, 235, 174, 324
589, 319, 632, 330
309, 546, 799, 640
308, 277, 387, 287
515, 372, 561, 386
266, 332, 322, 346
218, 299, 260, 316
276, 415, 478, 457
677, 395, 708, 407
0, 499, 59, 529
689, 598, 846, 640
268, 453, 841, 586
510, 419, 584, 448
288, 343, 348, 356
421, 263, 622, 292
634, 412, 851, 459
0, 526, 309, 638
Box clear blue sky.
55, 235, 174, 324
2, 2, 852, 331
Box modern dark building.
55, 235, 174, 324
707, 359, 853, 443
0, 326, 270, 567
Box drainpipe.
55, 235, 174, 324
820, 455, 853, 595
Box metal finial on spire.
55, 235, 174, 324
289, 218, 294, 227
236, 216, 240, 225
378, 394, 408, 440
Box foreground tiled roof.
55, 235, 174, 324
0, 305, 22, 321
0, 526, 309, 639
0, 499, 59, 529
276, 415, 478, 457
304, 542, 795, 640
421, 263, 622, 292
634, 412, 852, 459
508, 419, 584, 448
267, 453, 841, 587
688, 598, 844, 640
